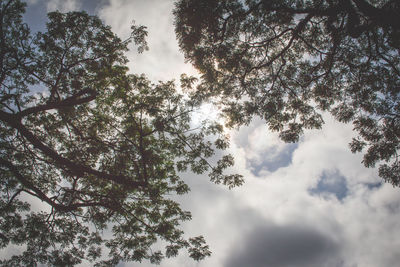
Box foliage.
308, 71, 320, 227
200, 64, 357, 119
174, 0, 400, 186
0, 1, 243, 266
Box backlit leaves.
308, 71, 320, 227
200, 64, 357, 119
174, 0, 400, 186
0, 1, 241, 266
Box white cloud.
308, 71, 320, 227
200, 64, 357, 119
233, 118, 298, 175
130, 112, 400, 267
98, 0, 197, 82
139, 111, 399, 267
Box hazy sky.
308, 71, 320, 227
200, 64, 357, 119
10, 0, 400, 266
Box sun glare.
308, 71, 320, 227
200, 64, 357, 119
192, 102, 225, 128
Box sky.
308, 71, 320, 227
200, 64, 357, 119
6, 0, 400, 266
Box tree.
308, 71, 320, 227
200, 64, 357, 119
0, 1, 243, 266
174, 0, 400, 186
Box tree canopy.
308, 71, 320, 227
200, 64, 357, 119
0, 1, 243, 266
174, 0, 400, 186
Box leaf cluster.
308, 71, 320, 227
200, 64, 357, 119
0, 1, 241, 265
174, 0, 400, 186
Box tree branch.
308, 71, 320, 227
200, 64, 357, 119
0, 157, 122, 213
17, 88, 97, 117
0, 110, 146, 189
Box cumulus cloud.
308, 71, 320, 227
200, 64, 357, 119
130, 109, 400, 267
98, 0, 197, 82
233, 118, 298, 175
221, 114, 400, 267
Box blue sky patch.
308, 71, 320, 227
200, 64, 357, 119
309, 170, 349, 201
248, 143, 298, 176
